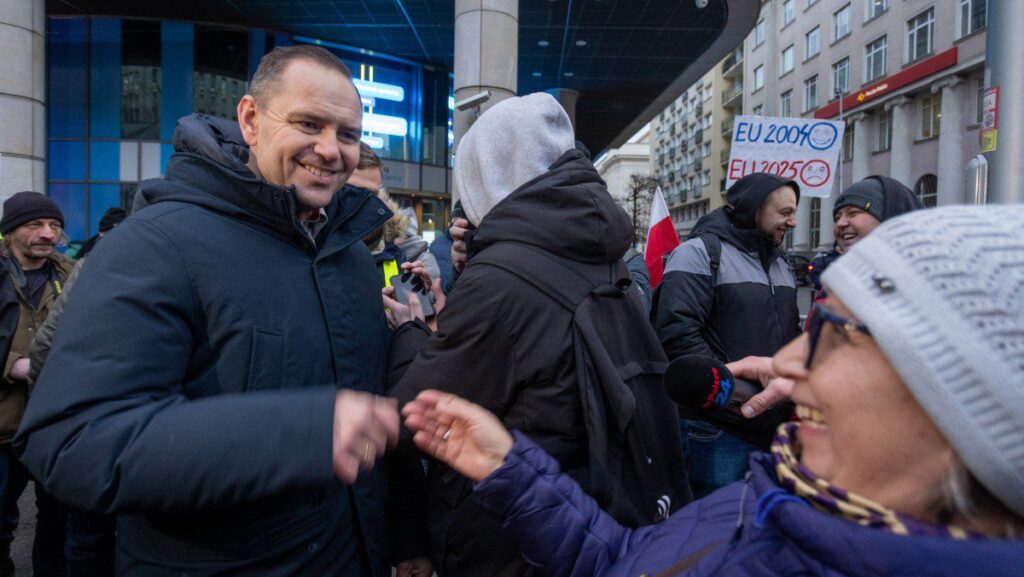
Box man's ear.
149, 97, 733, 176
237, 95, 259, 147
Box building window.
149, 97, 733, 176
832, 57, 850, 96
193, 25, 249, 122
921, 93, 941, 138
866, 0, 889, 21
877, 109, 892, 151
701, 170, 711, 187
806, 0, 819, 8
915, 174, 938, 207
976, 76, 985, 124
702, 142, 711, 158
755, 19, 766, 47
781, 45, 795, 75
702, 114, 712, 129
753, 64, 765, 91
783, 0, 796, 26
864, 36, 887, 83
805, 26, 821, 60
804, 75, 819, 111
907, 8, 935, 63
960, 0, 987, 38
121, 20, 162, 140
810, 198, 822, 248
833, 4, 851, 42
752, 104, 763, 116
780, 90, 793, 117
843, 121, 854, 161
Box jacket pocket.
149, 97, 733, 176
247, 328, 284, 391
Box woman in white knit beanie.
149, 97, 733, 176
402, 204, 1023, 577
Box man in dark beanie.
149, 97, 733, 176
832, 175, 923, 253
0, 191, 73, 576
76, 207, 127, 259
805, 176, 925, 311
652, 172, 802, 497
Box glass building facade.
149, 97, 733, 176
47, 17, 453, 240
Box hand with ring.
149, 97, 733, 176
402, 390, 513, 482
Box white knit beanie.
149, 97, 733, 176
822, 205, 1024, 516
454, 93, 576, 227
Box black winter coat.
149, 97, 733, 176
14, 115, 399, 576
390, 149, 652, 577
651, 174, 801, 446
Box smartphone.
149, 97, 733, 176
389, 273, 436, 317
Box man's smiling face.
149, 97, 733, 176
239, 59, 363, 215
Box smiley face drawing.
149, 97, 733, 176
800, 160, 831, 187
807, 122, 838, 150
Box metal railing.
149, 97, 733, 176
722, 83, 744, 105
722, 47, 744, 74
720, 115, 735, 135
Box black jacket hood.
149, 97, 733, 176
140, 114, 386, 245
724, 172, 800, 229
468, 148, 633, 264
689, 172, 798, 267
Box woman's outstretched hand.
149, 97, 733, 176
402, 390, 513, 482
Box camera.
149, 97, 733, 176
455, 91, 492, 111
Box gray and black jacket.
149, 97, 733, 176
651, 173, 801, 445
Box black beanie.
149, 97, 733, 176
1, 191, 65, 235
833, 175, 923, 223
98, 207, 127, 232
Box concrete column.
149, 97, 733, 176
453, 0, 517, 151
984, 0, 1024, 203
849, 112, 871, 182
818, 192, 835, 249
0, 0, 45, 198
885, 96, 914, 188
933, 76, 964, 206
546, 88, 579, 129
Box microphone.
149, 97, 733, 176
662, 355, 761, 415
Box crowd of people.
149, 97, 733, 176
0, 44, 1018, 577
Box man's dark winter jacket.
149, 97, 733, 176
14, 114, 398, 576
652, 173, 801, 365
472, 433, 1024, 577
651, 173, 800, 446
390, 149, 664, 577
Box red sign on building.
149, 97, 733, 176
814, 48, 959, 119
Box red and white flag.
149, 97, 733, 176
644, 187, 680, 288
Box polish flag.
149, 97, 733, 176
644, 187, 680, 288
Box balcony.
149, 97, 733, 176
721, 46, 744, 79
722, 83, 743, 107
720, 147, 731, 165
720, 115, 735, 136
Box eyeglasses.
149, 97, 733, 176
805, 302, 871, 368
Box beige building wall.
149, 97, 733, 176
745, 0, 988, 254
650, 45, 745, 238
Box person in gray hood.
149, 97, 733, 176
386, 93, 689, 577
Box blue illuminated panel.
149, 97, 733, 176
89, 18, 122, 139
89, 184, 122, 234
160, 22, 194, 141
48, 141, 86, 181
49, 184, 88, 241
47, 18, 88, 139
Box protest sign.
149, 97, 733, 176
726, 116, 845, 198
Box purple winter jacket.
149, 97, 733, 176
475, 433, 1024, 577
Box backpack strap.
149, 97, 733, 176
696, 232, 722, 287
